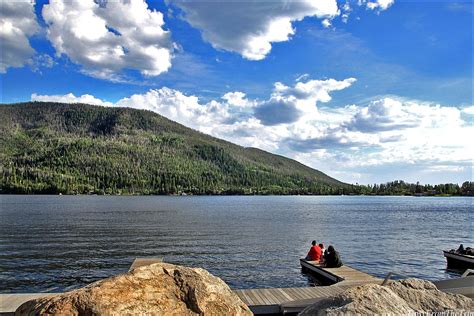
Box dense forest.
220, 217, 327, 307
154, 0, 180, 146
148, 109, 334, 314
1, 102, 472, 196
345, 180, 473, 196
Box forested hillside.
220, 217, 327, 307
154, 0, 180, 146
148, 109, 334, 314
0, 102, 348, 195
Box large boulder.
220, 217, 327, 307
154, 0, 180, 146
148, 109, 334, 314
16, 263, 252, 316
299, 278, 472, 315
387, 278, 471, 312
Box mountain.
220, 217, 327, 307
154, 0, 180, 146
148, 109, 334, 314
0, 102, 349, 195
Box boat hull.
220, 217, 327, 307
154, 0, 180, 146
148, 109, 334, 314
443, 251, 474, 271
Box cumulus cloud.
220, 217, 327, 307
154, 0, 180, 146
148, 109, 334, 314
31, 83, 471, 184
461, 105, 474, 115
42, 0, 174, 79
364, 0, 395, 11
254, 78, 356, 125
273, 78, 356, 101
254, 99, 303, 125
345, 97, 464, 132
171, 0, 339, 60
31, 92, 114, 107
321, 19, 332, 28
114, 88, 230, 132
221, 92, 255, 108
0, 0, 39, 73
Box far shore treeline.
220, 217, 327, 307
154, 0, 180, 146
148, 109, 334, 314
1, 102, 472, 196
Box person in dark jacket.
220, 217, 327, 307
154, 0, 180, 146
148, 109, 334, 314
323, 245, 343, 268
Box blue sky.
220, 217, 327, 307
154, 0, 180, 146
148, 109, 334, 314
0, 0, 472, 184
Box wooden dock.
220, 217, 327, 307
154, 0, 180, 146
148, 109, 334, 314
0, 293, 56, 315
232, 261, 384, 314
234, 285, 345, 314
300, 259, 382, 287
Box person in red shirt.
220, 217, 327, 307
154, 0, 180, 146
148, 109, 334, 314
305, 240, 322, 262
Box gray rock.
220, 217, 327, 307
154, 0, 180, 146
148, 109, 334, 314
16, 262, 252, 316
388, 278, 471, 312
299, 278, 472, 315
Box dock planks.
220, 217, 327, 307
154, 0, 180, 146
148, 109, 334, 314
300, 259, 382, 286
0, 293, 56, 314
234, 262, 384, 314
234, 286, 345, 314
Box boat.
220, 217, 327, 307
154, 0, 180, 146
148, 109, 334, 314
443, 250, 474, 271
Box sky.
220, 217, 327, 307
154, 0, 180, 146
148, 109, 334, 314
0, 0, 472, 185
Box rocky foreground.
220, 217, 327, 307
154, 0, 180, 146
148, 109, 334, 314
16, 263, 252, 316
16, 263, 472, 315
300, 278, 472, 315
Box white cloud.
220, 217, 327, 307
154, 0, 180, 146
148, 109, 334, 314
171, 0, 339, 60
461, 105, 474, 115
114, 88, 230, 133
254, 78, 356, 125
31, 84, 471, 184
365, 0, 395, 11
295, 73, 310, 82
221, 92, 255, 108
31, 54, 56, 73
322, 19, 332, 28
340, 2, 352, 23
0, 0, 39, 73
31, 92, 114, 107
304, 97, 472, 183
344, 97, 462, 132
42, 0, 174, 79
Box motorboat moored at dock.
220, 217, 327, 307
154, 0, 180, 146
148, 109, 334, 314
443, 250, 474, 271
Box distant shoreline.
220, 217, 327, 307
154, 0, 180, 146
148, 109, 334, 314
1, 193, 472, 197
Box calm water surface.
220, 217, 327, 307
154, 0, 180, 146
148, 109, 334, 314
0, 195, 472, 293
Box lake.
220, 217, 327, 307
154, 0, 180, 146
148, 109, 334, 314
0, 195, 472, 293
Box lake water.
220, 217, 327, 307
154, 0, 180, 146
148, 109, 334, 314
0, 195, 472, 293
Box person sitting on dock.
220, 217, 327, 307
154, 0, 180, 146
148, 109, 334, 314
305, 240, 322, 262
319, 243, 326, 256
319, 243, 326, 264
322, 245, 343, 268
